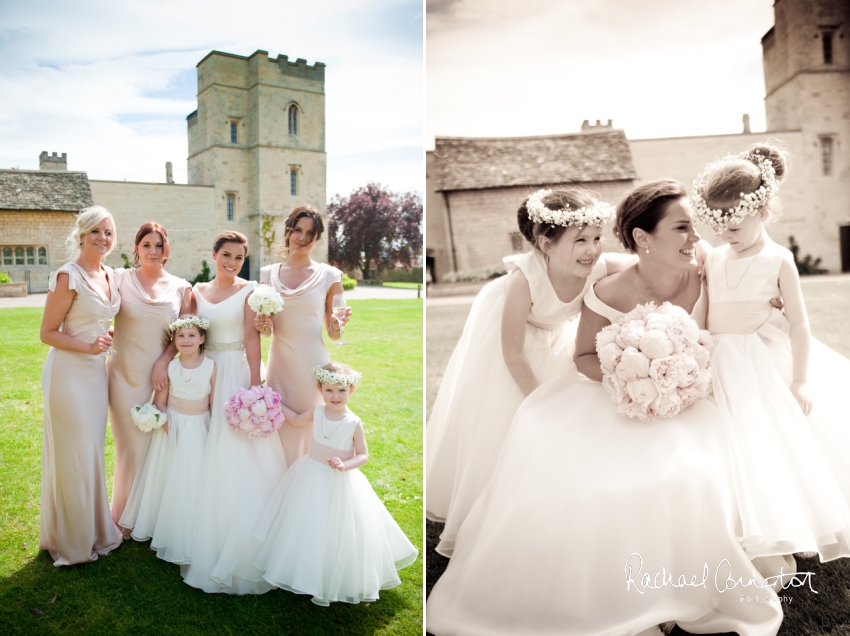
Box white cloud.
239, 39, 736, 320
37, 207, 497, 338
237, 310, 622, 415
0, 0, 423, 198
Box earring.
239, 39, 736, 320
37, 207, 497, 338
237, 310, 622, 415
645, 247, 650, 254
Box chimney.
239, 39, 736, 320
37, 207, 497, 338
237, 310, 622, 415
580, 119, 614, 133
39, 151, 67, 171
166, 162, 174, 184
581, 120, 591, 132
742, 114, 751, 134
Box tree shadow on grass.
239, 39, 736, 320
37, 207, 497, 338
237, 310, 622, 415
0, 541, 417, 635
426, 521, 850, 636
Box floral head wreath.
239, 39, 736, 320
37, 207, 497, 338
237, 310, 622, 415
691, 150, 778, 233
526, 189, 616, 228
313, 365, 361, 387
168, 316, 211, 333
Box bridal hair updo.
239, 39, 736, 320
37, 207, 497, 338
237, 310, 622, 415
614, 180, 688, 253
700, 142, 788, 211
277, 205, 325, 260
517, 188, 598, 250
213, 230, 248, 256
133, 222, 171, 266
64, 205, 117, 262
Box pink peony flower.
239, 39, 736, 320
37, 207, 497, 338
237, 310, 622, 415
240, 391, 258, 407
645, 313, 672, 332
650, 391, 683, 418
639, 330, 674, 360
251, 401, 268, 417
224, 386, 285, 439
626, 378, 659, 408
596, 328, 618, 350
648, 356, 680, 393
616, 320, 645, 349
599, 342, 624, 374
675, 355, 700, 388
237, 408, 251, 421
616, 347, 650, 382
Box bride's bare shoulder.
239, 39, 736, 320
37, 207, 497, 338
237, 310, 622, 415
594, 265, 638, 307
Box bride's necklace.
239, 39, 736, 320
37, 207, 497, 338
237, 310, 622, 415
725, 253, 759, 291
320, 409, 346, 439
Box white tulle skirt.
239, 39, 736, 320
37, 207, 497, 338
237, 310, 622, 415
426, 370, 783, 636
712, 330, 850, 560
179, 349, 287, 594
150, 409, 209, 564
426, 276, 579, 555
118, 427, 168, 541
253, 454, 418, 606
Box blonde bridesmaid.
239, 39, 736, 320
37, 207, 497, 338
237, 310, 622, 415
254, 206, 351, 467
39, 206, 123, 566
107, 222, 191, 527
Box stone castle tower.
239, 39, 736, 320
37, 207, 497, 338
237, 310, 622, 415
762, 0, 850, 269
187, 50, 327, 278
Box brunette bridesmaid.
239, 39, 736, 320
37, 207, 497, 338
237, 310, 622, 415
39, 206, 123, 566
107, 222, 191, 527
255, 206, 351, 467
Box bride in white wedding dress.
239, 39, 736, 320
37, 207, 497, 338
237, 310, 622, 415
426, 181, 783, 636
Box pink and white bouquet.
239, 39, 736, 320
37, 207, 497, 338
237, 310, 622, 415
596, 302, 713, 422
130, 402, 167, 432
248, 284, 284, 316
224, 385, 285, 439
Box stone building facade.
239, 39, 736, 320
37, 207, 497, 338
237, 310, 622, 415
427, 0, 850, 278
0, 49, 327, 290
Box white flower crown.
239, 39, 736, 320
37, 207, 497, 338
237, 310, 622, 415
526, 189, 616, 228
168, 316, 211, 333
313, 365, 361, 387
691, 150, 778, 233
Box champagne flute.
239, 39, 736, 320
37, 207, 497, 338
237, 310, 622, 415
97, 306, 117, 356
332, 294, 348, 346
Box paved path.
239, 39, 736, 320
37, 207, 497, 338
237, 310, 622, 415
0, 284, 421, 310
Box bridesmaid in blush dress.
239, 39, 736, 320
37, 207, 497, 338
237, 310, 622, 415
39, 206, 123, 566
255, 205, 351, 467
107, 222, 191, 528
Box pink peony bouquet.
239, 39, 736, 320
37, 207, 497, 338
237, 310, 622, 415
596, 301, 713, 422
224, 386, 285, 439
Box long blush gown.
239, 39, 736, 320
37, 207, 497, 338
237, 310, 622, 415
426, 285, 783, 636
253, 405, 418, 605
426, 251, 607, 556
180, 282, 288, 594
260, 262, 342, 467
107, 269, 189, 524
40, 262, 123, 566
707, 240, 850, 561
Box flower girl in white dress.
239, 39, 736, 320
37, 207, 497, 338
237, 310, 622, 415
427, 188, 640, 555
693, 143, 850, 564
149, 316, 215, 564
253, 362, 418, 606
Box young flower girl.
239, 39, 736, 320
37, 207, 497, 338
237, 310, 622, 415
426, 187, 638, 555
118, 316, 215, 556
150, 316, 216, 563
694, 143, 850, 565
252, 362, 418, 606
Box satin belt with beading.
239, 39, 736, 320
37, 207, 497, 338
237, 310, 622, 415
167, 395, 210, 416
708, 302, 790, 342
309, 439, 355, 465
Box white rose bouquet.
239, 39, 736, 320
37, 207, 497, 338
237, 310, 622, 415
596, 302, 713, 422
130, 402, 167, 432
248, 284, 284, 316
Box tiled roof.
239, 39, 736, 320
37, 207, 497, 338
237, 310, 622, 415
433, 130, 636, 191
0, 170, 93, 211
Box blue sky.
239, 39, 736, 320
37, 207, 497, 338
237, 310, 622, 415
427, 0, 775, 146
0, 0, 423, 199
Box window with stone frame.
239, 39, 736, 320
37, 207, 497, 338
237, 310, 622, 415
822, 31, 834, 65
290, 168, 298, 196
2, 245, 48, 265
821, 136, 834, 176
288, 104, 298, 135
230, 121, 238, 143
226, 193, 236, 221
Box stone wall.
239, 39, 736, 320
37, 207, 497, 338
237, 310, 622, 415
425, 151, 453, 281
443, 180, 634, 274
0, 210, 75, 291
89, 180, 217, 282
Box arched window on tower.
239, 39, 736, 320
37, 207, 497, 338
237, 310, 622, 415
288, 104, 298, 135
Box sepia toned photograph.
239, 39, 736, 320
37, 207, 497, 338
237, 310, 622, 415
425, 0, 850, 634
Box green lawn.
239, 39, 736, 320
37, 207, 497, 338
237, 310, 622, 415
382, 283, 422, 290
0, 298, 423, 635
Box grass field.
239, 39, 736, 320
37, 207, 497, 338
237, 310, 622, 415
382, 283, 423, 291
425, 278, 850, 635
0, 298, 423, 636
